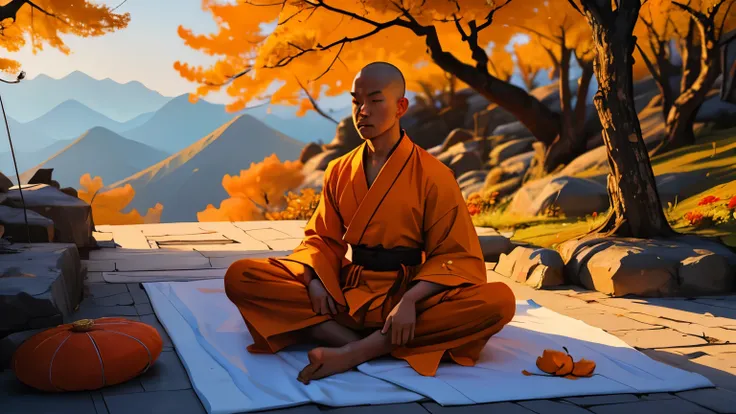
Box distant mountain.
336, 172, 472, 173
0, 139, 74, 178
121, 94, 243, 153
260, 113, 341, 144
0, 116, 59, 153
120, 111, 156, 131
18, 127, 169, 188
0, 71, 172, 123
24, 100, 129, 140
109, 114, 304, 222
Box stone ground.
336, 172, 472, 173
3, 220, 736, 413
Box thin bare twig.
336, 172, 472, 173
293, 74, 339, 124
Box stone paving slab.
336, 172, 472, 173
587, 398, 715, 413
5, 221, 736, 414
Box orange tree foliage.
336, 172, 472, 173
197, 154, 305, 222
175, 1, 550, 132
77, 174, 163, 225
0, 0, 129, 73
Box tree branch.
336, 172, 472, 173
293, 74, 339, 124
718, 0, 736, 39
204, 67, 253, 87
0, 0, 67, 25
635, 42, 661, 80
477, 0, 512, 32
311, 41, 345, 82
514, 24, 561, 44
566, 0, 583, 15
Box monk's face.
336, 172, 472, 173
350, 68, 408, 140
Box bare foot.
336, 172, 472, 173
297, 346, 359, 384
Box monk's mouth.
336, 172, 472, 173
358, 124, 372, 129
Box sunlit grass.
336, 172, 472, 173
471, 127, 736, 248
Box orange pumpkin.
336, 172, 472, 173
12, 317, 163, 392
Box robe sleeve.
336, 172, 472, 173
282, 161, 348, 305
412, 172, 487, 288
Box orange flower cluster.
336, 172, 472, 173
684, 211, 705, 227
682, 194, 736, 228
266, 188, 321, 221
466, 191, 500, 217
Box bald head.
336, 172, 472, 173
350, 61, 409, 140
354, 61, 406, 99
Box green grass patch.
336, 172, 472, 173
472, 126, 736, 248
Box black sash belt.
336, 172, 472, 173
350, 244, 423, 271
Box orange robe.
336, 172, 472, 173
225, 132, 516, 376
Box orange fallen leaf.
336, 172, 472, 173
525, 347, 596, 379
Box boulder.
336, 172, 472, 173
492, 121, 532, 139
449, 152, 483, 177
0, 172, 12, 192
459, 170, 488, 199
0, 205, 54, 243
534, 176, 608, 217
489, 137, 536, 167
323, 117, 362, 151
0, 243, 83, 337
436, 139, 482, 166
299, 142, 323, 164
298, 169, 325, 193
5, 184, 95, 249
484, 176, 524, 198
464, 103, 518, 135
697, 89, 736, 126
498, 151, 535, 177
475, 227, 514, 261
458, 170, 488, 188
440, 128, 475, 152
558, 235, 736, 297
494, 246, 565, 289
302, 148, 343, 174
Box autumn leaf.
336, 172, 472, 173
0, 0, 129, 73
77, 174, 162, 225
523, 347, 596, 379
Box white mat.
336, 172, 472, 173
144, 280, 714, 414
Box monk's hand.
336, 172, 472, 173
381, 299, 416, 346
307, 278, 338, 315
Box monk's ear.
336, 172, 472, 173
396, 97, 409, 117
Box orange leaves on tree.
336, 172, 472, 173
0, 0, 129, 73
77, 174, 163, 225
197, 154, 305, 222
175, 0, 529, 115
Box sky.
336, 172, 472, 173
8, 0, 243, 104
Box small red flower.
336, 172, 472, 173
684, 211, 704, 226
592, 212, 598, 218
698, 195, 721, 206
467, 204, 480, 216
728, 196, 736, 210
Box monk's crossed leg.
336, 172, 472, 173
390, 281, 516, 376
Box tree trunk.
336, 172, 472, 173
541, 52, 594, 174
421, 26, 561, 146
657, 7, 723, 154
574, 59, 594, 143
578, 0, 674, 238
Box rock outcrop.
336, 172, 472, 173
494, 246, 565, 289
558, 235, 736, 297
0, 243, 84, 337
4, 184, 95, 249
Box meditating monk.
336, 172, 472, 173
224, 61, 516, 385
